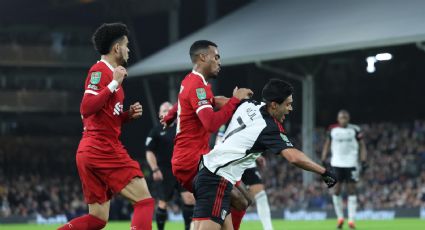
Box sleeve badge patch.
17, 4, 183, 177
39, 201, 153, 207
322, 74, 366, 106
196, 88, 207, 100
90, 72, 102, 84
280, 133, 294, 147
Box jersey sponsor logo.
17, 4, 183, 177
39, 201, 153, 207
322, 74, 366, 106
196, 88, 207, 100
113, 102, 123, 116
87, 84, 99, 90
197, 99, 210, 106
90, 72, 102, 84
280, 134, 293, 147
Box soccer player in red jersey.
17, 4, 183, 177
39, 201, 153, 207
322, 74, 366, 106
58, 23, 154, 230
162, 40, 253, 230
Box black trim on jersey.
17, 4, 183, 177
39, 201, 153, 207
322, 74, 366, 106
213, 153, 254, 174
248, 106, 294, 155
223, 117, 246, 141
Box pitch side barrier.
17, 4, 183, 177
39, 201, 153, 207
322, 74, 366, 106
1, 208, 425, 224
260, 208, 424, 221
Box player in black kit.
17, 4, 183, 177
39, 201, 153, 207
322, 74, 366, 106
145, 102, 194, 230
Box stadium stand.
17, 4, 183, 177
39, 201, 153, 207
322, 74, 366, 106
1, 121, 424, 220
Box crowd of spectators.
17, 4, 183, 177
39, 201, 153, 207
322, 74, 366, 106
262, 120, 425, 211
1, 121, 425, 219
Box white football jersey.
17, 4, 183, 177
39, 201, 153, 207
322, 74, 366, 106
329, 124, 362, 167
202, 100, 294, 184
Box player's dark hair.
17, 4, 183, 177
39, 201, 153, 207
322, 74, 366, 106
338, 109, 350, 116
92, 23, 129, 55
189, 40, 217, 62
262, 79, 294, 104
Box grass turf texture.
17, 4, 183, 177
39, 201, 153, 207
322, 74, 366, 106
0, 219, 423, 229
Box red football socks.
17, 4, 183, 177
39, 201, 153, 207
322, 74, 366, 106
57, 214, 106, 230
231, 208, 246, 230
130, 197, 155, 230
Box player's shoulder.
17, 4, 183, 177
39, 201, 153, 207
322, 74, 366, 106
183, 72, 208, 88
89, 61, 112, 73
347, 123, 361, 132
237, 99, 262, 110
328, 123, 340, 131
259, 106, 286, 134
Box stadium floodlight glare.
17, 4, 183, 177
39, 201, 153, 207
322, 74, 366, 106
366, 53, 392, 73
375, 53, 392, 61
366, 56, 377, 73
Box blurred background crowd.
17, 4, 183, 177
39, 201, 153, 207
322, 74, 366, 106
1, 121, 424, 220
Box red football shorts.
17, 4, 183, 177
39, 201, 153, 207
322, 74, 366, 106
172, 161, 198, 192
76, 139, 143, 204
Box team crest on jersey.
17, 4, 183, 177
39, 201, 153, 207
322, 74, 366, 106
221, 209, 227, 220
90, 72, 102, 84
280, 133, 293, 147
196, 88, 207, 100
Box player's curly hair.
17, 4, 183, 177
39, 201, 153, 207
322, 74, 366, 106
92, 23, 129, 55
262, 79, 294, 104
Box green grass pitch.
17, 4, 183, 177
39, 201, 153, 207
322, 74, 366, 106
0, 219, 423, 229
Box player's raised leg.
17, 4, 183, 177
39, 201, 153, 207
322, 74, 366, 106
120, 177, 155, 230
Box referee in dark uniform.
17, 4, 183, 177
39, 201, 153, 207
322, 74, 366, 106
145, 102, 193, 230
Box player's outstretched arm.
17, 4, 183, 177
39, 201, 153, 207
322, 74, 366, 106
213, 96, 230, 109
280, 148, 337, 188
197, 88, 253, 133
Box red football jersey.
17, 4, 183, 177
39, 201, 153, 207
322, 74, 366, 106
172, 71, 215, 166
79, 60, 129, 149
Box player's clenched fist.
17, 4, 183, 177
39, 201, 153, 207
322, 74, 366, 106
321, 169, 337, 188
233, 86, 254, 100
129, 102, 143, 119
113, 66, 127, 85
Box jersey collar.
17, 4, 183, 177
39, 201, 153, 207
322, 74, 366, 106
192, 70, 208, 86
100, 59, 114, 72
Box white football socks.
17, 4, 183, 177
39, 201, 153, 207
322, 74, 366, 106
332, 195, 344, 219
348, 195, 357, 222
255, 190, 273, 230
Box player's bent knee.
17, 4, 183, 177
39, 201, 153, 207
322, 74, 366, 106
88, 202, 110, 222
230, 188, 249, 211
181, 191, 195, 205
158, 200, 168, 209
249, 184, 265, 196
